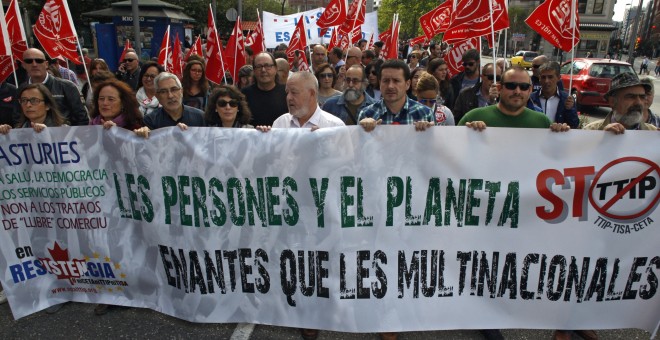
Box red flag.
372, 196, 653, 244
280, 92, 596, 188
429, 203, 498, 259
118, 39, 132, 65
366, 32, 374, 50
185, 36, 203, 60
443, 0, 509, 44
285, 16, 309, 71
157, 25, 171, 71
419, 0, 453, 40
206, 5, 226, 84
244, 12, 265, 56
385, 16, 400, 60
33, 0, 82, 64
409, 35, 428, 47
6, 0, 27, 62
328, 28, 340, 51
525, 0, 580, 51
171, 33, 183, 78
379, 23, 392, 59
0, 5, 15, 84
224, 17, 247, 80
338, 0, 365, 35
338, 33, 351, 51
443, 37, 480, 78
317, 0, 347, 28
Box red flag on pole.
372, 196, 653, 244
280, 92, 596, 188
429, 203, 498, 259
206, 5, 226, 84
157, 25, 171, 71
33, 0, 82, 64
338, 0, 365, 35
317, 0, 348, 28
419, 0, 453, 40
0, 5, 16, 84
525, 0, 580, 51
443, 37, 480, 78
171, 33, 183, 78
366, 32, 374, 50
245, 11, 265, 56
328, 28, 340, 50
185, 36, 203, 60
285, 16, 309, 71
385, 15, 400, 60
118, 39, 132, 65
443, 0, 509, 44
224, 17, 247, 80
6, 0, 27, 62
409, 35, 428, 47
379, 23, 392, 59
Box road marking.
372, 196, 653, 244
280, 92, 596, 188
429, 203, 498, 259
230, 323, 255, 340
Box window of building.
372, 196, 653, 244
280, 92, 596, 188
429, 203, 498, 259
593, 0, 604, 14
578, 0, 587, 13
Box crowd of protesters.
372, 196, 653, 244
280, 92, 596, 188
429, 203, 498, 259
0, 35, 658, 340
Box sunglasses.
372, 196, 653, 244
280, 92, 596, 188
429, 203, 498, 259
217, 99, 239, 107
24, 58, 46, 64
463, 61, 476, 67
502, 82, 532, 91
484, 74, 502, 81
419, 98, 436, 105
318, 73, 334, 79
123, 58, 135, 62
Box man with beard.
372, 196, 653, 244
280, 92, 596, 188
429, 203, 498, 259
322, 64, 376, 125
135, 72, 204, 136
530, 61, 578, 128
450, 49, 481, 109
242, 52, 288, 126
335, 47, 363, 91
452, 63, 503, 123
583, 73, 657, 132
459, 67, 570, 131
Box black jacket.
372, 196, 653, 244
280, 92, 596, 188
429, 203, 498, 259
39, 75, 89, 126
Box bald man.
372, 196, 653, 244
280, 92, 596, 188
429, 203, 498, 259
116, 51, 141, 91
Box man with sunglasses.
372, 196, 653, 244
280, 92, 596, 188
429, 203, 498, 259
335, 47, 363, 91
116, 51, 141, 91
530, 62, 578, 128
322, 64, 376, 125
449, 49, 481, 108
530, 55, 549, 92
22, 48, 89, 126
459, 67, 570, 132
453, 63, 502, 123
583, 72, 657, 132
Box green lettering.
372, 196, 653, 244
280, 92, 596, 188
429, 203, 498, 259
178, 176, 192, 226
266, 177, 282, 226
192, 177, 210, 227
444, 179, 466, 227
309, 178, 329, 228
162, 176, 178, 225
484, 181, 501, 226
283, 177, 299, 226
498, 181, 519, 228
465, 179, 483, 226
209, 178, 226, 226
341, 176, 355, 228
386, 176, 404, 226
423, 177, 442, 226
138, 175, 154, 222
245, 178, 267, 227
227, 177, 246, 226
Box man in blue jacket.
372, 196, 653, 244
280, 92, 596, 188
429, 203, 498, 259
530, 61, 578, 128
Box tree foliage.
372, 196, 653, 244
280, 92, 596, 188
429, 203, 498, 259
377, 0, 439, 39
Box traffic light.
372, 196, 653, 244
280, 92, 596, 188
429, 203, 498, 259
635, 37, 641, 49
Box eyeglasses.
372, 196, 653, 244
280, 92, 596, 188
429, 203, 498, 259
502, 82, 532, 91
418, 98, 436, 105
318, 73, 334, 79
156, 87, 182, 95
463, 61, 476, 67
254, 64, 275, 70
123, 58, 135, 62
19, 97, 45, 105
217, 99, 239, 107
143, 74, 158, 79
532, 64, 542, 68
345, 77, 363, 84
484, 74, 502, 81
24, 58, 46, 64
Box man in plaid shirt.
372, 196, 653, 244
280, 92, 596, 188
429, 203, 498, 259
357, 59, 435, 132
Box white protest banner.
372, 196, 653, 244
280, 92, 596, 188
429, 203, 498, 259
263, 8, 378, 48
0, 126, 658, 334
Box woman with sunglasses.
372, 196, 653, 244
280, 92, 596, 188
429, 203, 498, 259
204, 85, 253, 128
407, 51, 421, 71
314, 63, 341, 106
136, 61, 165, 116
182, 60, 210, 110
415, 71, 455, 126
365, 60, 383, 101
0, 84, 67, 134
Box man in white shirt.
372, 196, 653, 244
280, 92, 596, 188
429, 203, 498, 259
258, 71, 345, 130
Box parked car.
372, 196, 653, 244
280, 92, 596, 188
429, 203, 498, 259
510, 51, 538, 69
560, 58, 636, 109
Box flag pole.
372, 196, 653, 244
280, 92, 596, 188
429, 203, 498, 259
164, 25, 170, 72
233, 18, 239, 79
568, 0, 576, 94
488, 0, 497, 80
257, 9, 265, 53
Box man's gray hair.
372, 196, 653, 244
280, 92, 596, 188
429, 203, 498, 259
154, 72, 182, 91
539, 61, 561, 76
289, 71, 319, 93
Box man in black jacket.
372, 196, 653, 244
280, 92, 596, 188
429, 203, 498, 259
449, 48, 481, 109
22, 48, 88, 126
